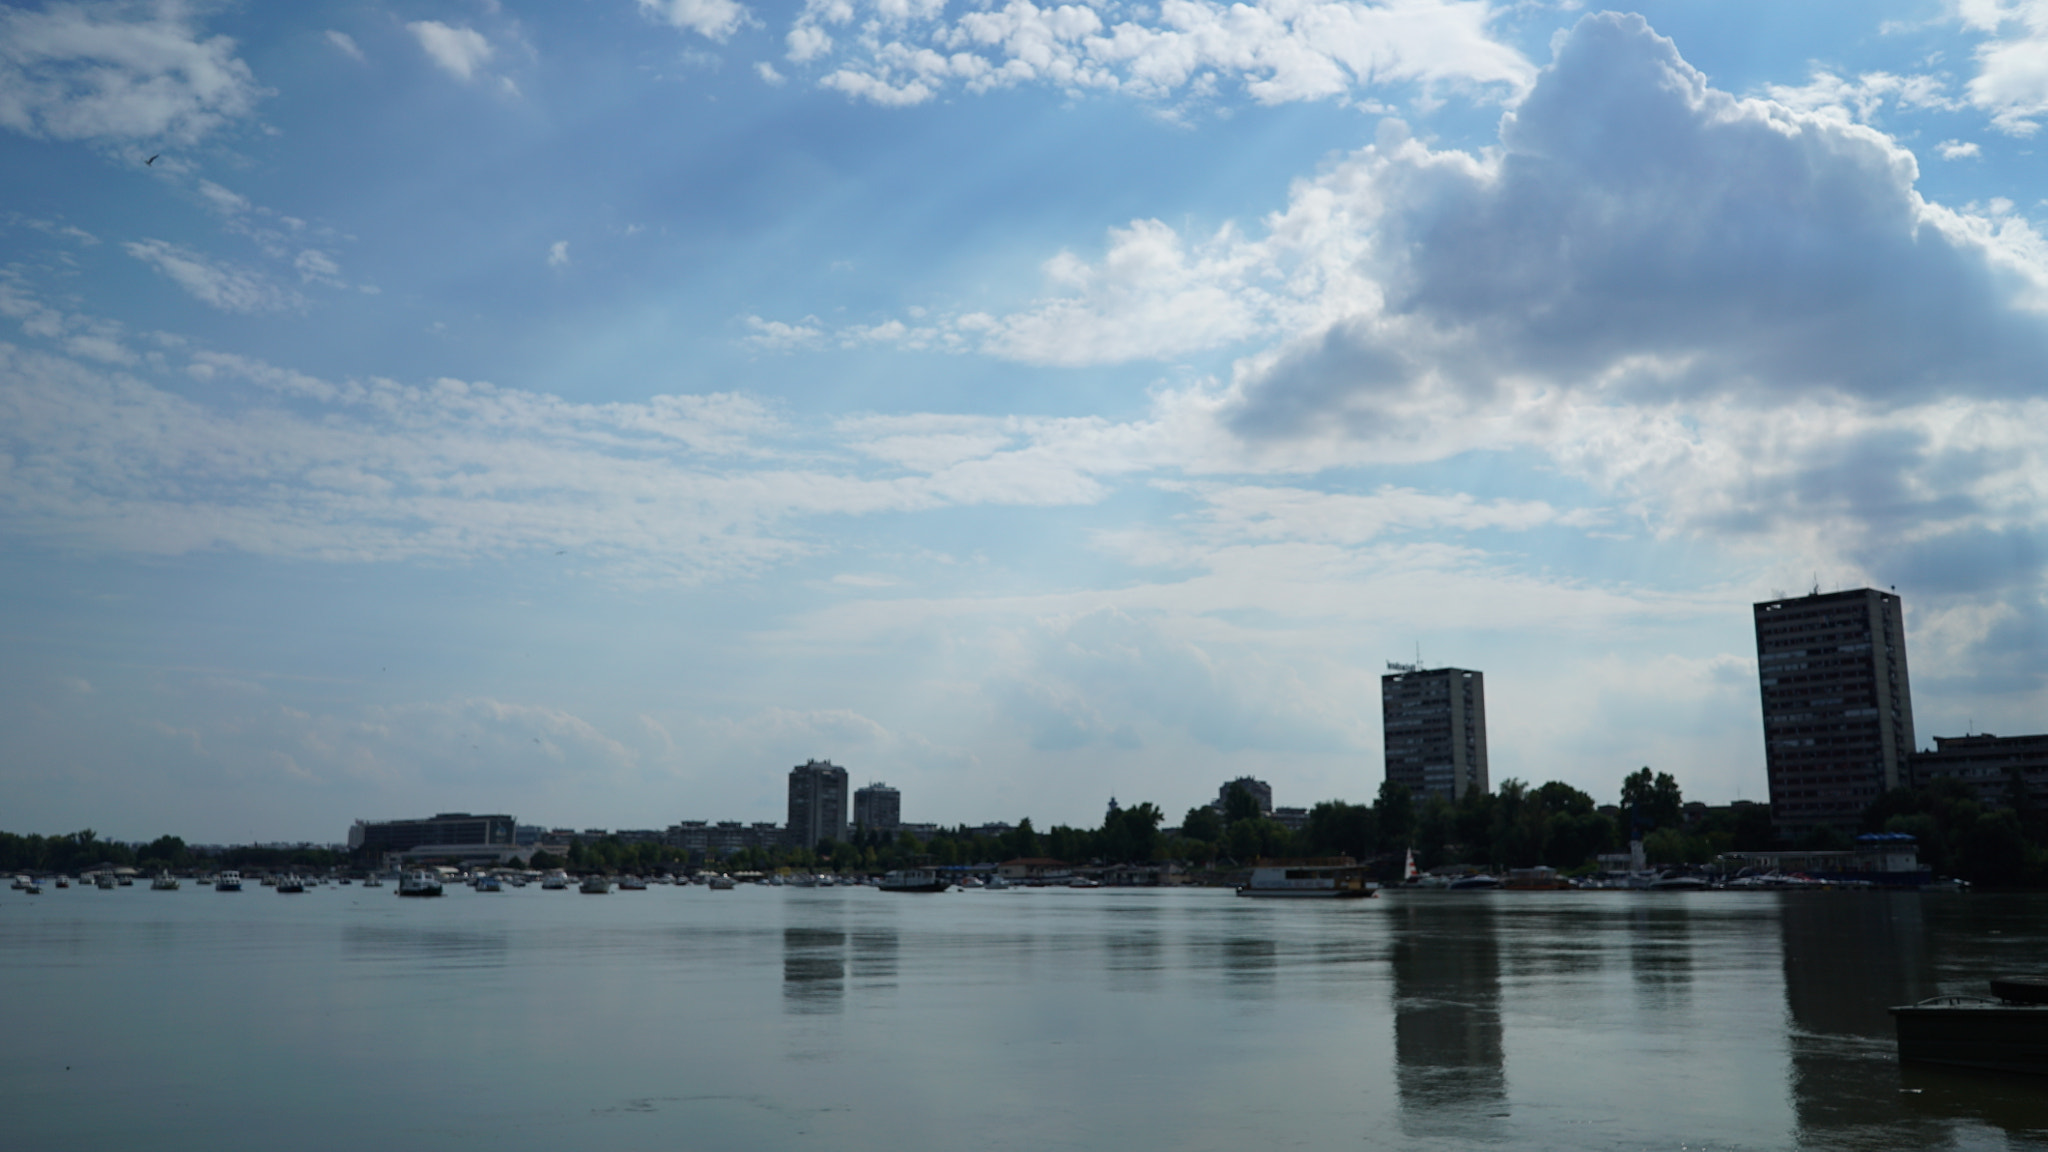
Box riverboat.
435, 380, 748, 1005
276, 876, 306, 893
1236, 861, 1377, 899
1892, 978, 2048, 1075
215, 871, 243, 892
151, 873, 179, 890
579, 876, 611, 894
879, 868, 949, 893
397, 871, 444, 897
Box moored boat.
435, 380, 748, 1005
541, 871, 570, 891
1892, 978, 2048, 1075
215, 871, 243, 892
1237, 859, 1377, 899
473, 874, 503, 893
397, 871, 444, 897
879, 868, 949, 893
276, 876, 306, 893
151, 872, 180, 891
579, 875, 611, 894
706, 873, 736, 890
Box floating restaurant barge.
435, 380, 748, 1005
1892, 978, 2048, 1076
1236, 858, 1377, 899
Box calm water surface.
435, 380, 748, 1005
4, 885, 2045, 1151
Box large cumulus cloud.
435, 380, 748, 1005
1234, 11, 2048, 440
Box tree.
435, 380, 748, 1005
1180, 805, 1222, 844
1620, 768, 1683, 834
1222, 783, 1263, 825
1304, 801, 1373, 860
1373, 781, 1414, 853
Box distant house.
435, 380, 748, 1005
997, 857, 1070, 880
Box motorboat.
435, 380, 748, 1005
1646, 872, 1711, 891
361, 875, 383, 888
1446, 873, 1502, 890
473, 874, 503, 893
879, 868, 949, 893
1237, 862, 1377, 899
54, 876, 69, 889
215, 871, 243, 892
276, 876, 306, 894
397, 871, 444, 897
150, 873, 179, 891
985, 875, 1012, 890
1892, 977, 2048, 1075
1066, 876, 1102, 889
94, 872, 117, 890
707, 874, 736, 890
618, 875, 647, 891
579, 876, 611, 894
541, 871, 570, 891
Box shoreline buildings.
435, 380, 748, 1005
1753, 588, 1915, 836
854, 782, 901, 835
1382, 664, 1489, 802
786, 759, 849, 849
347, 813, 519, 864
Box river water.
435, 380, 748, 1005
3, 883, 2044, 1151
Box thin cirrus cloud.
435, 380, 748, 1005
408, 20, 496, 82
0, 1, 264, 142
124, 239, 304, 312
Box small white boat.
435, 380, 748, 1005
541, 871, 570, 891
985, 875, 1012, 890
276, 876, 306, 894
473, 875, 503, 893
618, 875, 647, 891
150, 873, 179, 891
94, 872, 117, 890
361, 875, 383, 888
579, 876, 611, 894
706, 874, 736, 890
1066, 876, 1101, 889
397, 871, 444, 897
879, 868, 949, 893
215, 871, 244, 892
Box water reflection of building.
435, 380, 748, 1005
782, 927, 847, 1014
1779, 896, 1939, 1142
1390, 902, 1504, 1140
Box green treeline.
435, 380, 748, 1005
9, 765, 2044, 886
0, 829, 348, 874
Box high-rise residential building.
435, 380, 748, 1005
1754, 588, 1914, 835
854, 781, 901, 834
1212, 777, 1273, 816
1381, 665, 1488, 801
786, 759, 850, 848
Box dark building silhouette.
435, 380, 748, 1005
1382, 666, 1488, 801
1753, 588, 1914, 835
786, 759, 849, 847
853, 781, 901, 833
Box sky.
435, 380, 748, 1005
3, 0, 2048, 845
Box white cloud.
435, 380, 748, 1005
324, 30, 365, 62
1938, 138, 1982, 158
547, 240, 570, 267
756, 61, 786, 85
408, 21, 494, 82
1959, 0, 2048, 134
639, 0, 751, 42
785, 0, 1534, 108
124, 239, 303, 312
0, 1, 264, 143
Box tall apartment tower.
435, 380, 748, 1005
853, 781, 901, 834
1381, 666, 1489, 801
786, 759, 850, 848
1753, 588, 1914, 834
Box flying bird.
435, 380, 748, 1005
145, 154, 158, 166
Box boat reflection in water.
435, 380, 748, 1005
1390, 899, 1504, 1143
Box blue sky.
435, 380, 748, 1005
4, 0, 2048, 844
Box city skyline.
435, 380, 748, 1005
5, 3, 2048, 844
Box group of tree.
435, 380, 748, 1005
16, 763, 2046, 886
0, 829, 346, 873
